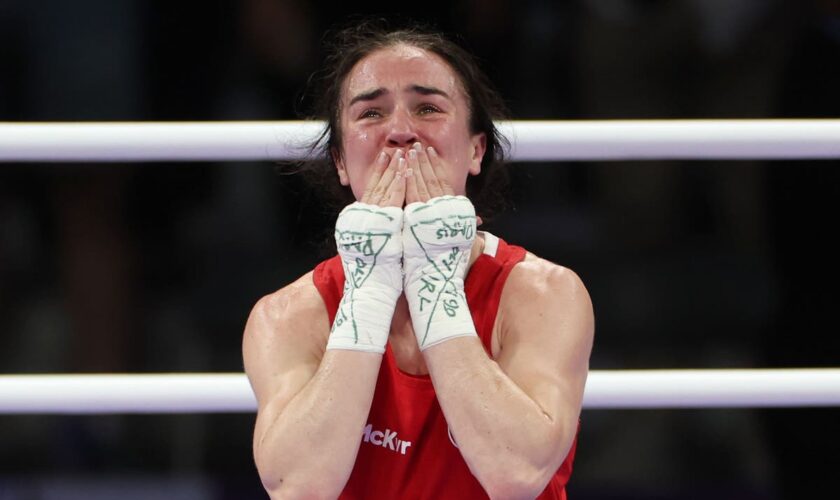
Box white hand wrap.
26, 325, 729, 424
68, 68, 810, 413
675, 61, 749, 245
403, 196, 478, 351
327, 202, 403, 354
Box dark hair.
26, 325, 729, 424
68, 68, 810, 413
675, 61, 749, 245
302, 19, 510, 221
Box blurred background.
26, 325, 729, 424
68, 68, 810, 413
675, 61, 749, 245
1, 0, 839, 498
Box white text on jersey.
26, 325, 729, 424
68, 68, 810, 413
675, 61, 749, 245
362, 424, 412, 455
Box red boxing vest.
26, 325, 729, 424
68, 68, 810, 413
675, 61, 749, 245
312, 233, 577, 499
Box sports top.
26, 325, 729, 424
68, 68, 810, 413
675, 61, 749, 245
312, 232, 577, 499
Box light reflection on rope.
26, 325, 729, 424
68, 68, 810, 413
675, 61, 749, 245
0, 369, 838, 414
1, 120, 839, 162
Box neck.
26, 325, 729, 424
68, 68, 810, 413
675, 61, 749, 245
468, 230, 486, 268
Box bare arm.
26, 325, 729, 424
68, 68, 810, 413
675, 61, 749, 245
423, 258, 594, 499
243, 274, 383, 499
244, 148, 406, 498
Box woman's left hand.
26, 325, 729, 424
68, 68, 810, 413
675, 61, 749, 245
405, 142, 455, 204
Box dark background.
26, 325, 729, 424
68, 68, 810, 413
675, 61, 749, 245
1, 0, 839, 498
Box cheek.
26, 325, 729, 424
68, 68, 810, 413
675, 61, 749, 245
341, 133, 379, 200
343, 129, 376, 157
351, 130, 372, 147
344, 164, 370, 200
426, 127, 474, 194
448, 158, 472, 195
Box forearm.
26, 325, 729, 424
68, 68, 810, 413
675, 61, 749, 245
425, 337, 568, 497
251, 194, 403, 497
255, 349, 382, 498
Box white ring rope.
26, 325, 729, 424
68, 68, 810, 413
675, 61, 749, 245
1, 120, 840, 162
2, 124, 838, 415
1, 369, 838, 414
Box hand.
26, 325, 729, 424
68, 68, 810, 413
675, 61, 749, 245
361, 150, 407, 208
405, 142, 455, 204
328, 153, 405, 352
402, 195, 478, 350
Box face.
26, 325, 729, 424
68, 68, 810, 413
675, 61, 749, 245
333, 44, 486, 201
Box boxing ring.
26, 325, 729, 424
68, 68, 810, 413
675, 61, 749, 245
1, 119, 839, 414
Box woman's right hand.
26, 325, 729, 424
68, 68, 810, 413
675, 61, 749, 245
329, 151, 406, 354
360, 149, 407, 208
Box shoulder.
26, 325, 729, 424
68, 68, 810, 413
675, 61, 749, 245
499, 252, 594, 349
243, 271, 331, 406
504, 253, 592, 316
247, 271, 328, 337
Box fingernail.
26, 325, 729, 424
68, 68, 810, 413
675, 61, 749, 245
427, 146, 436, 156
408, 149, 417, 159
378, 151, 388, 165
412, 142, 422, 151
394, 149, 404, 158
398, 158, 406, 168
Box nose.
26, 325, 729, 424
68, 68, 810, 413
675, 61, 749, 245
385, 108, 418, 148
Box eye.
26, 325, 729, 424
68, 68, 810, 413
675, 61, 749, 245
359, 108, 382, 119
417, 104, 441, 115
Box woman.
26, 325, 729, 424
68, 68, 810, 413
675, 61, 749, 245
243, 23, 594, 499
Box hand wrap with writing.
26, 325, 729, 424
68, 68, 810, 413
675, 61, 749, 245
403, 196, 478, 351
327, 202, 403, 354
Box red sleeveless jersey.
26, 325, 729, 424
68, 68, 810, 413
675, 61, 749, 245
312, 233, 577, 499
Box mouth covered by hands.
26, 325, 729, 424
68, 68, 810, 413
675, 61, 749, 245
327, 143, 478, 353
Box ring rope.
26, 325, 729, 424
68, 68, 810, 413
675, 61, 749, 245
1, 369, 839, 414
2, 120, 840, 162
3, 122, 838, 414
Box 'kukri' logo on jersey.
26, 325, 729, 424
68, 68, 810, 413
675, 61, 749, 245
362, 424, 412, 455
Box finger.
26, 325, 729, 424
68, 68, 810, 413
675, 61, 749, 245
384, 158, 406, 207
415, 143, 442, 198
372, 150, 403, 205
359, 151, 391, 204
407, 146, 430, 202
427, 146, 455, 196
362, 150, 399, 205
405, 159, 420, 204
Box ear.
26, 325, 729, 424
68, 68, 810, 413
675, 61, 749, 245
468, 132, 486, 176
332, 147, 350, 186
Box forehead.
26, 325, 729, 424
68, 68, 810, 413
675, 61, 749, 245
341, 44, 464, 103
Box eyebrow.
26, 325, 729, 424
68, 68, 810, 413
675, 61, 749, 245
410, 85, 451, 100
348, 88, 388, 107
347, 85, 452, 107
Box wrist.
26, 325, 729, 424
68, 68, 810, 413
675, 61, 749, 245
402, 196, 478, 350
328, 202, 404, 353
